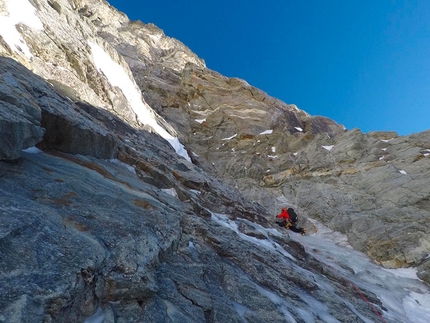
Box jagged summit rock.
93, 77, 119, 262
0, 0, 429, 322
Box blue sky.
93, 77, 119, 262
107, 0, 430, 135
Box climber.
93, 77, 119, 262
276, 207, 290, 224
276, 207, 306, 235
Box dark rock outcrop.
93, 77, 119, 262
0, 58, 45, 159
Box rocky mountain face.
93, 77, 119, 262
0, 0, 429, 322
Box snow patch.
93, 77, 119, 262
399, 170, 407, 175
189, 189, 201, 195
161, 188, 178, 198
294, 127, 303, 132
0, 0, 43, 58
195, 118, 206, 123
322, 145, 334, 151
381, 139, 392, 143
381, 267, 419, 280
259, 129, 273, 135
271, 146, 276, 153
221, 133, 237, 140
88, 41, 190, 162
188, 240, 195, 249
267, 155, 278, 159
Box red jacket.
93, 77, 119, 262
277, 209, 290, 221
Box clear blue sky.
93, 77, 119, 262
107, 0, 430, 135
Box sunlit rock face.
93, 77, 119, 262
0, 0, 430, 322
109, 4, 430, 279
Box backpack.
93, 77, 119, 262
288, 208, 298, 222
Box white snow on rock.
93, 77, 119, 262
381, 267, 420, 280
259, 130, 273, 135
322, 145, 334, 151
294, 127, 303, 132
195, 118, 206, 124
399, 170, 407, 175
161, 188, 178, 198
0, 0, 43, 59
88, 41, 191, 162
221, 133, 237, 140
271, 146, 276, 153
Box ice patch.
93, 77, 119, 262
88, 41, 190, 162
289, 224, 430, 322
294, 127, 303, 132
84, 307, 105, 323
210, 211, 430, 322
109, 158, 136, 174
399, 170, 407, 175
322, 145, 334, 151
260, 129, 273, 135
22, 147, 42, 154
211, 213, 295, 260
403, 292, 430, 323
307, 218, 351, 248
0, 0, 43, 58
232, 301, 250, 321
253, 284, 297, 322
